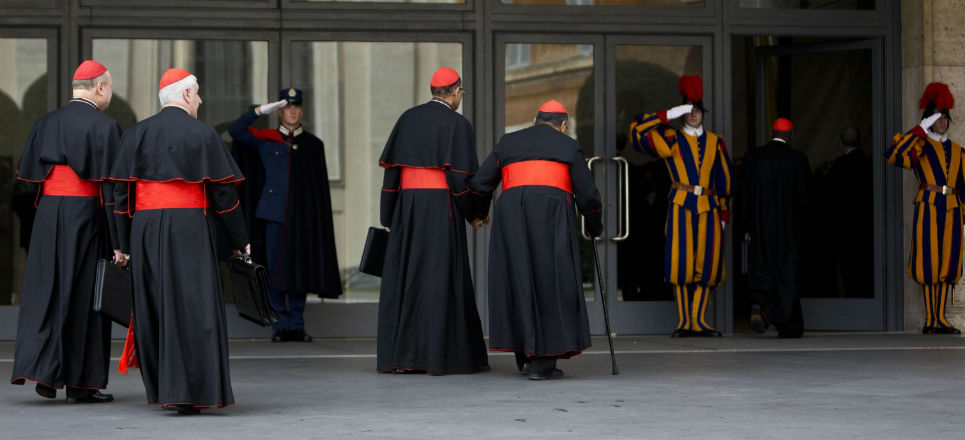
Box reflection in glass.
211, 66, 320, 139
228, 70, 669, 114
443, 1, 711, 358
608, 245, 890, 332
0, 37, 47, 306
502, 0, 704, 6
738, 0, 874, 9
613, 44, 701, 302
92, 39, 268, 129
290, 41, 463, 303
503, 42, 596, 299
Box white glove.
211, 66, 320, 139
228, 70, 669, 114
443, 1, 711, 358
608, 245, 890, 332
721, 221, 726, 231
920, 113, 942, 132
257, 99, 288, 115
666, 104, 694, 120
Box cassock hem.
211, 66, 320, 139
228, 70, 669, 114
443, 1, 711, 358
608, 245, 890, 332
377, 364, 491, 376
490, 347, 588, 360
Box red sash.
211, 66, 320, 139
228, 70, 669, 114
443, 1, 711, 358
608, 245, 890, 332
501, 160, 572, 193
400, 167, 448, 190
43, 165, 99, 197
135, 181, 208, 211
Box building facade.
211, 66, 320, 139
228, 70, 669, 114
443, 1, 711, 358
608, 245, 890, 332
0, 0, 962, 338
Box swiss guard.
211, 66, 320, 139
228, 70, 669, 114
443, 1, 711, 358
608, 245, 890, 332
111, 68, 250, 414
471, 100, 603, 380
229, 88, 342, 343
376, 67, 489, 375
10, 60, 121, 403
628, 75, 733, 337
886, 82, 962, 334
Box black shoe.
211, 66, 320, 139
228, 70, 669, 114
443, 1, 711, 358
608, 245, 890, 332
520, 363, 531, 376
933, 326, 962, 335
66, 389, 113, 403
164, 404, 201, 415
528, 368, 564, 380
271, 330, 286, 342
671, 329, 693, 338
750, 304, 768, 334
922, 326, 935, 335
34, 383, 56, 399
695, 329, 722, 337
291, 328, 313, 342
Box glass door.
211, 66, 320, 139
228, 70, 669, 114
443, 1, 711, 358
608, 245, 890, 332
753, 38, 885, 330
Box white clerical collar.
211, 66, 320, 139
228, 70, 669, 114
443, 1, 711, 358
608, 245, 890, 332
431, 98, 452, 110
69, 97, 99, 110
163, 104, 191, 115
279, 125, 303, 137
682, 124, 703, 137
771, 137, 787, 144
927, 130, 948, 143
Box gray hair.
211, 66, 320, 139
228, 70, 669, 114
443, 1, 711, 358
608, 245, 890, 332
158, 74, 198, 106
71, 72, 109, 90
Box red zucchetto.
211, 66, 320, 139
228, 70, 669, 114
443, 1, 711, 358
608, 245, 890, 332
72, 60, 107, 80
159, 68, 192, 90
430, 67, 460, 88
772, 117, 793, 131
538, 100, 568, 114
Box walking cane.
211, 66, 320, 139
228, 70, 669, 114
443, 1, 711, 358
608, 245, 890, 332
590, 242, 619, 375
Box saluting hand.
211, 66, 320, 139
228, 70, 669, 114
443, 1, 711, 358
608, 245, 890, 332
920, 112, 942, 132
256, 99, 288, 116
666, 104, 694, 120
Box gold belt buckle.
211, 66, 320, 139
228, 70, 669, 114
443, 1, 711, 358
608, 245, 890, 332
693, 185, 704, 196
942, 185, 951, 195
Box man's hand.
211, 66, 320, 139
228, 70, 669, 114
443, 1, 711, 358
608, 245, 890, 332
233, 244, 252, 258
666, 104, 694, 120
113, 249, 129, 267
920, 113, 942, 132
471, 216, 491, 230
256, 99, 288, 116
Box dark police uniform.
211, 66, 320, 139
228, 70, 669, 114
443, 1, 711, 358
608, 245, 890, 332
229, 88, 342, 341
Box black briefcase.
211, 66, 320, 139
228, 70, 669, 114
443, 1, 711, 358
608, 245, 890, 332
93, 259, 132, 327
228, 254, 279, 327
359, 227, 389, 277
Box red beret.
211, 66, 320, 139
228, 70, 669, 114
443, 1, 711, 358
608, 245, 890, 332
678, 75, 703, 102
538, 99, 568, 114
73, 60, 107, 81
919, 82, 955, 111
159, 68, 192, 90
430, 67, 460, 88
772, 117, 793, 131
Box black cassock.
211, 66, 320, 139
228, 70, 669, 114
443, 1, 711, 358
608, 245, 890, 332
112, 107, 248, 408
229, 116, 341, 298
471, 124, 603, 358
10, 99, 120, 390
736, 139, 810, 334
377, 100, 489, 374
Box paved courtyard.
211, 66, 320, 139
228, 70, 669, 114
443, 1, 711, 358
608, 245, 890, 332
1, 333, 962, 439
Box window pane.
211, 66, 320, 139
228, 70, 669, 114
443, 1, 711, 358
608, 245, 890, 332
0, 37, 47, 306
613, 44, 702, 302
92, 39, 269, 128
290, 40, 463, 303
501, 0, 704, 6
739, 0, 874, 9
294, 0, 463, 3
504, 42, 595, 300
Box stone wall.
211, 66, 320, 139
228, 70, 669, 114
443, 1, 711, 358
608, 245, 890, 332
900, 0, 965, 331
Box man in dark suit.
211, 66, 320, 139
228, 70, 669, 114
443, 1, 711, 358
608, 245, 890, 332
826, 126, 874, 298
737, 118, 809, 338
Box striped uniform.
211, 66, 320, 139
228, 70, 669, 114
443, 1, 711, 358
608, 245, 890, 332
885, 127, 962, 329
629, 112, 733, 332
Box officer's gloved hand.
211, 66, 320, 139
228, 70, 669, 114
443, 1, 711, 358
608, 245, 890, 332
666, 104, 694, 120
920, 112, 942, 132
256, 99, 288, 116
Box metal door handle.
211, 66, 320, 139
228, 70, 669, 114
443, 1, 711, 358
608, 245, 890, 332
581, 156, 602, 241
610, 156, 630, 241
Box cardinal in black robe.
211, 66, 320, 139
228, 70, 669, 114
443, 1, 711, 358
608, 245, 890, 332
471, 100, 603, 380
10, 60, 120, 403
111, 68, 249, 414
376, 67, 489, 375
736, 118, 809, 338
